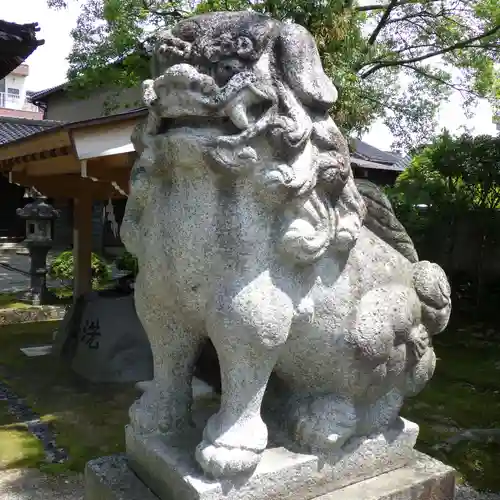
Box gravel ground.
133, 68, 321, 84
0, 469, 498, 499
456, 485, 500, 500
0, 469, 84, 500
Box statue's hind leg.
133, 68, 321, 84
129, 289, 204, 435
288, 393, 358, 452
196, 280, 294, 478
287, 284, 424, 452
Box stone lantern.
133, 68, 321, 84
17, 193, 59, 305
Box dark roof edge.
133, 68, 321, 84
28, 83, 67, 102
0, 107, 148, 150
0, 116, 63, 127
351, 157, 406, 172
0, 20, 45, 79
68, 107, 148, 130
0, 20, 45, 46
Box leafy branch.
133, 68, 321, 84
355, 0, 442, 12
367, 0, 400, 45
360, 24, 500, 79
401, 63, 482, 99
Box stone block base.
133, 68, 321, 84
124, 417, 422, 500
85, 452, 455, 500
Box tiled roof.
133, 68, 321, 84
351, 138, 402, 165
392, 153, 412, 171
351, 157, 404, 172
350, 138, 412, 172
0, 117, 64, 145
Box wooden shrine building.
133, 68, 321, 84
0, 108, 147, 298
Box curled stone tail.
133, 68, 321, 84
354, 179, 418, 263
413, 261, 452, 336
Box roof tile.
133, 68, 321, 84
0, 117, 64, 145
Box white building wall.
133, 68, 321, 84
2, 73, 27, 110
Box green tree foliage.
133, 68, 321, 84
115, 250, 139, 276
390, 132, 500, 211
387, 132, 500, 308
48, 0, 499, 150
49, 250, 112, 286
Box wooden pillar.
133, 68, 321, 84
73, 190, 93, 300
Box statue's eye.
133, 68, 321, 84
236, 36, 254, 58
203, 44, 221, 62
220, 40, 234, 55
177, 21, 198, 42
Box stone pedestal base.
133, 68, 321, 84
124, 418, 421, 500
85, 452, 456, 500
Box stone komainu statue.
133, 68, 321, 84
121, 11, 451, 480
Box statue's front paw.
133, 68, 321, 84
195, 441, 261, 478
129, 399, 159, 434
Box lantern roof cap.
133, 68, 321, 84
17, 196, 59, 220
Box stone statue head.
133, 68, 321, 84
133, 11, 366, 263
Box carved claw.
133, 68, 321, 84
195, 441, 261, 478
128, 399, 159, 435
407, 325, 430, 363
290, 396, 357, 452
294, 416, 353, 451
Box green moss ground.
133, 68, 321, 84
0, 293, 31, 310
0, 399, 45, 469
0, 321, 137, 474
403, 321, 500, 491
0, 285, 108, 309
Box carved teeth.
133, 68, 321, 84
238, 147, 257, 160
226, 101, 249, 130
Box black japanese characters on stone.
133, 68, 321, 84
80, 318, 101, 350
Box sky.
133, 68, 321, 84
3, 0, 498, 151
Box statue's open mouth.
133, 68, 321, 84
146, 63, 277, 136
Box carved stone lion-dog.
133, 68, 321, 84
121, 11, 451, 479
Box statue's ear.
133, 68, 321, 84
277, 23, 337, 111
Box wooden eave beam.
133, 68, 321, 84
82, 154, 133, 195
8, 153, 80, 177
0, 129, 73, 166
9, 172, 125, 200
